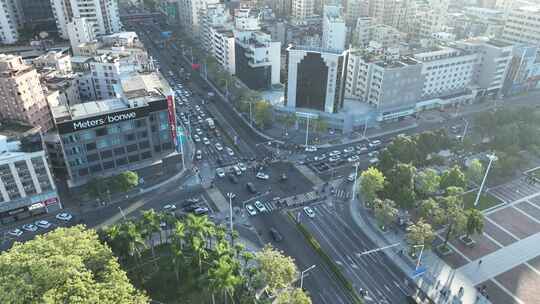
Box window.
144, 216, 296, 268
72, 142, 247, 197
86, 143, 97, 151
90, 164, 102, 173
127, 144, 138, 153
103, 161, 115, 170
78, 168, 89, 176
116, 157, 128, 166
128, 154, 140, 163
114, 147, 125, 155
125, 133, 136, 141
97, 139, 110, 149
154, 145, 162, 153
138, 131, 148, 139
87, 153, 99, 162
95, 128, 108, 136
141, 151, 152, 159
81, 130, 95, 140
108, 125, 121, 134
139, 141, 150, 149
100, 150, 113, 159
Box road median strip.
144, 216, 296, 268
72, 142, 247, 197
287, 212, 364, 304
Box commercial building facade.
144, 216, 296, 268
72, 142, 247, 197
501, 5, 540, 46
322, 5, 347, 52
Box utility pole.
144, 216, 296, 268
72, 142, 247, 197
474, 154, 497, 207
351, 162, 360, 201
461, 118, 469, 143
305, 115, 310, 147
362, 117, 368, 138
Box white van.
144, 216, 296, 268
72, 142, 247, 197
368, 139, 382, 148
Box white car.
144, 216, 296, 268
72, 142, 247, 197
194, 207, 209, 215
237, 163, 247, 171
368, 139, 382, 148
196, 128, 203, 135
203, 137, 210, 145
303, 206, 315, 218
216, 168, 225, 177
329, 150, 341, 156
233, 166, 242, 176
245, 204, 257, 216
36, 220, 52, 229
343, 147, 355, 153
305, 146, 317, 152
193, 134, 201, 142
347, 155, 359, 162
196, 150, 202, 160
215, 143, 223, 151
254, 201, 267, 213
55, 212, 73, 221
22, 223, 38, 232
329, 156, 340, 162
8, 229, 23, 237
163, 204, 177, 211
256, 172, 270, 180
226, 147, 235, 156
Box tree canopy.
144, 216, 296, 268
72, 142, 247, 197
0, 226, 147, 304
359, 167, 386, 204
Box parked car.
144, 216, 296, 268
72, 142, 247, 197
347, 155, 359, 162
237, 163, 247, 171
196, 150, 202, 160
215, 143, 223, 151
303, 206, 315, 218
226, 147, 235, 156
194, 207, 209, 215
256, 172, 270, 180
233, 166, 242, 176
347, 173, 356, 182
163, 204, 177, 212
329, 150, 341, 156
246, 182, 257, 194
8, 229, 23, 237
193, 134, 201, 142
343, 147, 355, 153
245, 204, 257, 216
305, 146, 317, 152
216, 168, 225, 178
35, 220, 51, 229
368, 139, 382, 148
203, 137, 210, 145
55, 212, 73, 221
22, 223, 38, 232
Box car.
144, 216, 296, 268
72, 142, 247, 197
196, 150, 202, 160
35, 220, 51, 229
347, 155, 360, 162
368, 139, 382, 148
8, 229, 23, 237
368, 151, 379, 158
195, 105, 200, 110
194, 207, 209, 215
233, 166, 242, 176
22, 223, 38, 232
226, 147, 235, 156
329, 156, 340, 162
314, 154, 327, 161
254, 200, 267, 212
163, 204, 177, 211
256, 172, 270, 180
186, 197, 200, 204
344, 147, 355, 153
196, 128, 203, 135
280, 173, 288, 181
246, 182, 257, 194
329, 150, 341, 156
215, 143, 223, 151
237, 162, 247, 171
55, 212, 73, 221
305, 146, 317, 152
193, 134, 201, 142
228, 174, 238, 184
216, 168, 225, 177
303, 206, 315, 218
245, 204, 257, 216
203, 137, 210, 145
347, 173, 356, 182
269, 227, 283, 242
369, 158, 379, 164
358, 146, 368, 153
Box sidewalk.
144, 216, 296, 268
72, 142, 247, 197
349, 198, 490, 304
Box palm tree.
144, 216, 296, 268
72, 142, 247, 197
120, 221, 146, 263
138, 209, 161, 257
208, 256, 242, 304
171, 221, 186, 283
186, 214, 215, 249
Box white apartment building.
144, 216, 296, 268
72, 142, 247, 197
234, 8, 260, 31
209, 28, 236, 75
51, 0, 121, 40
67, 18, 97, 54
32, 50, 73, 75
368, 0, 398, 26
0, 0, 23, 44
344, 0, 369, 27
355, 17, 372, 47
501, 5, 540, 46
413, 47, 477, 99
0, 136, 61, 224
292, 0, 315, 22
322, 5, 347, 51
0, 55, 53, 132
201, 4, 231, 52
235, 30, 281, 90
178, 0, 220, 39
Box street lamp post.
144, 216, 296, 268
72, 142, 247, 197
300, 265, 317, 289
226, 193, 235, 237
474, 154, 497, 207
351, 162, 360, 201
412, 244, 425, 271
461, 118, 469, 143
249, 101, 253, 126
305, 116, 310, 147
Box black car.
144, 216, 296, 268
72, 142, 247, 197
269, 228, 283, 242
246, 182, 257, 194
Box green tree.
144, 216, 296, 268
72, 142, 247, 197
86, 177, 108, 199
466, 159, 484, 185
418, 198, 445, 226
406, 219, 435, 255
112, 171, 139, 193
207, 254, 243, 304
465, 209, 484, 239
313, 117, 328, 139
255, 245, 298, 296
138, 209, 161, 257
359, 167, 386, 206
415, 168, 440, 196
415, 131, 443, 162
186, 214, 215, 273
170, 221, 186, 283
440, 194, 467, 248
0, 226, 148, 304
387, 135, 418, 164
440, 166, 466, 190
386, 163, 417, 209
282, 113, 297, 135
276, 288, 312, 304
377, 149, 395, 175
373, 198, 398, 229
253, 100, 273, 128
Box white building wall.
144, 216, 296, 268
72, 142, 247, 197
0, 0, 21, 44
322, 5, 347, 51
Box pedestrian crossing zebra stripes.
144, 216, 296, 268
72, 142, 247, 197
335, 189, 351, 200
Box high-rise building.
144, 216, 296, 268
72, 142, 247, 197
0, 0, 24, 44
0, 135, 61, 224
19, 0, 56, 33
285, 46, 348, 113
0, 55, 53, 132
368, 0, 398, 26
322, 5, 347, 51
344, 0, 369, 27
501, 5, 540, 47
292, 0, 315, 22
178, 0, 220, 39
67, 18, 97, 54
51, 0, 122, 40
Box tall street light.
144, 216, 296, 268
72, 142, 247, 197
300, 265, 317, 289
305, 115, 311, 147
226, 192, 235, 237
474, 154, 497, 207
351, 162, 360, 201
